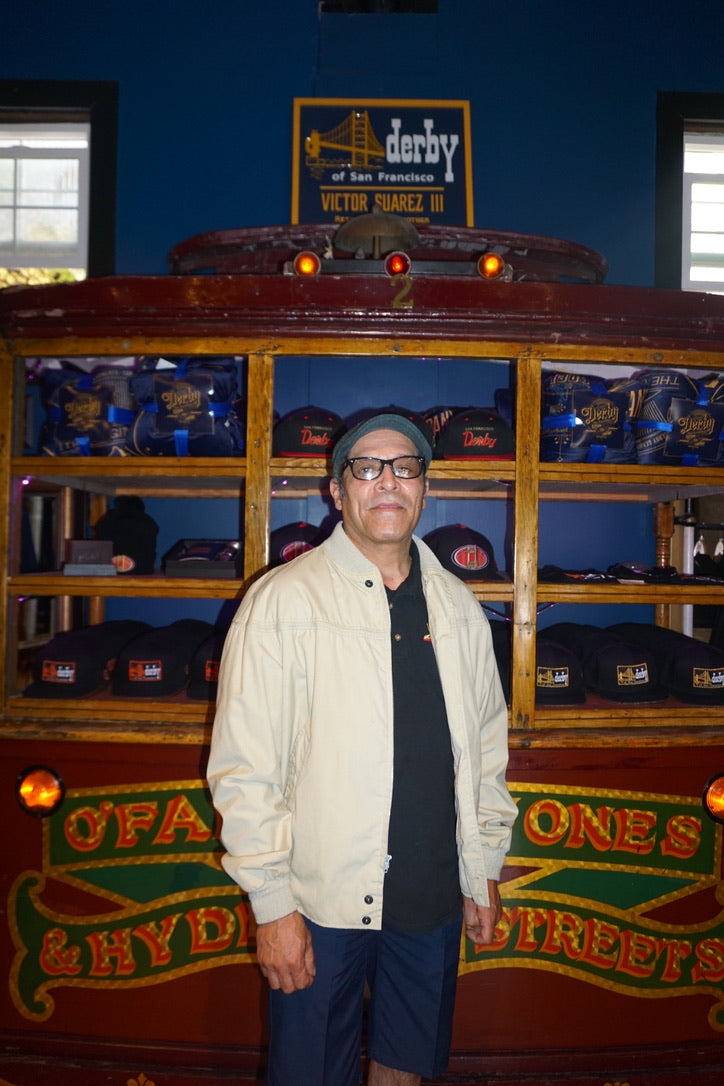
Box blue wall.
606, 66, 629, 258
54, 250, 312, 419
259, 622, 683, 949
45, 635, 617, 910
4, 0, 724, 284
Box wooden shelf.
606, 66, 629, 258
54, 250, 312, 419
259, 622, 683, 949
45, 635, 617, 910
4, 697, 723, 744
14, 455, 724, 503
13, 456, 247, 496
9, 572, 247, 599
536, 581, 724, 604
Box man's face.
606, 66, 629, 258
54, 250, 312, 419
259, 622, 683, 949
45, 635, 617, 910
329, 427, 428, 555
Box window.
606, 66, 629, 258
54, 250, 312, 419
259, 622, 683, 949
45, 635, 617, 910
0, 123, 90, 284
656, 91, 724, 293
682, 131, 724, 293
0, 80, 117, 288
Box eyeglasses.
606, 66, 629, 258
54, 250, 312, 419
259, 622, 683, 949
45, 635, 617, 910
343, 455, 426, 481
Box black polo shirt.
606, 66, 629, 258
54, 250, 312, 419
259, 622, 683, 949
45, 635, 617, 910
382, 546, 462, 932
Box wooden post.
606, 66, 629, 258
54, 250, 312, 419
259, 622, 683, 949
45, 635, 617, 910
654, 500, 674, 628
511, 351, 540, 728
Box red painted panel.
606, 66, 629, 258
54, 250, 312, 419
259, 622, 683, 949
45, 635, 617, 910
2, 738, 724, 1084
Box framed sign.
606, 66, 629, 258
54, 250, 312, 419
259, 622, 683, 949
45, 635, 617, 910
291, 97, 473, 227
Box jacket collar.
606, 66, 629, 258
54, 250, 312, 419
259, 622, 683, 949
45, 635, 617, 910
323, 520, 444, 584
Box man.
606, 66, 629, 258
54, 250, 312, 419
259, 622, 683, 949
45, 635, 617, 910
207, 412, 516, 1085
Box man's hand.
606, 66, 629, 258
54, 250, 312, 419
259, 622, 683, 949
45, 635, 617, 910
463, 880, 502, 947
255, 911, 316, 993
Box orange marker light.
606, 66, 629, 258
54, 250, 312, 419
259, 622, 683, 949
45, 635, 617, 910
17, 765, 65, 817
293, 251, 322, 276
384, 251, 411, 277
703, 774, 724, 823
477, 252, 506, 279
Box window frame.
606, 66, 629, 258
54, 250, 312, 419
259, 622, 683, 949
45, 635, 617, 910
0, 80, 118, 278
656, 90, 724, 290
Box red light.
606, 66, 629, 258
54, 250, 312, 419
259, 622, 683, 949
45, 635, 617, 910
477, 252, 506, 279
293, 251, 321, 276
17, 765, 65, 817
384, 251, 411, 277
703, 774, 724, 823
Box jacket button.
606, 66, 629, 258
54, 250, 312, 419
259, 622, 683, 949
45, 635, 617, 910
362, 915, 371, 925
364, 579, 373, 587
364, 895, 373, 904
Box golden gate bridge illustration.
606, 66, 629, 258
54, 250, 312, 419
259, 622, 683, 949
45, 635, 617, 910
304, 110, 386, 178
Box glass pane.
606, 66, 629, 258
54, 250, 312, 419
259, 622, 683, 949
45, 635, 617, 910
690, 265, 724, 282
692, 181, 724, 203
691, 231, 724, 255
692, 203, 724, 232
17, 207, 78, 247
684, 148, 724, 174
0, 208, 14, 247
17, 159, 79, 209
0, 159, 14, 206
0, 126, 89, 149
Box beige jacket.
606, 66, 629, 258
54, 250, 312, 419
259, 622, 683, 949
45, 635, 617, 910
207, 521, 516, 929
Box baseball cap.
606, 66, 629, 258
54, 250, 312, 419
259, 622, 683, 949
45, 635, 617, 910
112, 619, 213, 697
666, 638, 724, 704
269, 522, 325, 567
272, 405, 344, 457
331, 410, 433, 479
580, 630, 665, 703
540, 622, 600, 648
423, 524, 509, 581
608, 622, 724, 705
541, 622, 666, 703
434, 407, 515, 460
24, 620, 150, 699
535, 638, 586, 705
187, 630, 226, 701
423, 405, 458, 450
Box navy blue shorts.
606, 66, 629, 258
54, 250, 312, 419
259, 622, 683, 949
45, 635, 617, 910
265, 914, 462, 1086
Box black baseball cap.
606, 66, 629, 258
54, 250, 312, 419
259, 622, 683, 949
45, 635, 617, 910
332, 410, 433, 479
269, 522, 325, 567
541, 622, 666, 703
581, 631, 666, 703
187, 630, 226, 701
112, 619, 213, 697
24, 620, 150, 699
608, 623, 724, 705
273, 406, 344, 457
535, 639, 586, 705
424, 523, 509, 581
434, 407, 515, 460
423, 405, 459, 449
